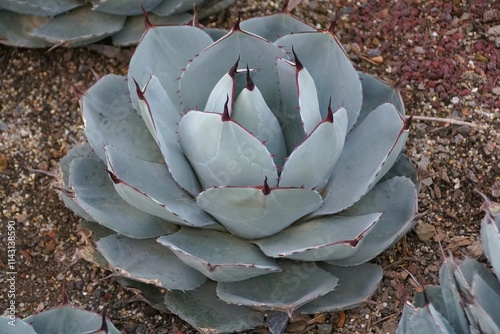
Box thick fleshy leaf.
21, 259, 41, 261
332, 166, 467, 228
91, 0, 162, 15
164, 281, 264, 333
69, 157, 177, 238
254, 212, 381, 261
279, 108, 347, 189
135, 76, 201, 195
82, 74, 162, 163
295, 55, 322, 135
298, 263, 382, 313
178, 111, 278, 188
152, 0, 205, 15
408, 303, 455, 334
315, 103, 409, 215
240, 13, 314, 42
158, 228, 281, 282
204, 61, 238, 113
0, 0, 82, 16
24, 307, 120, 333
217, 261, 338, 316
0, 11, 52, 48
197, 187, 322, 239
276, 31, 362, 131
128, 25, 213, 112
0, 317, 36, 333
480, 196, 500, 279
180, 27, 286, 115
324, 176, 418, 265
469, 273, 500, 333
105, 145, 217, 228
232, 82, 287, 168
97, 234, 206, 290
30, 7, 125, 46
117, 277, 169, 312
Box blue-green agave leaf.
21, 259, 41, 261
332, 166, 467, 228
454, 258, 500, 296
240, 13, 314, 42
315, 103, 409, 215
0, 11, 52, 48
324, 176, 418, 265
97, 234, 206, 290
116, 277, 169, 312
180, 27, 286, 114
254, 212, 381, 261
204, 60, 238, 113
197, 186, 322, 239
232, 74, 287, 168
82, 74, 163, 163
480, 196, 500, 280
276, 31, 362, 130
0, 317, 36, 333
298, 263, 382, 313
468, 273, 500, 333
408, 303, 456, 334
135, 75, 201, 195
128, 25, 213, 112
104, 145, 218, 229
279, 108, 347, 189
158, 228, 281, 282
0, 0, 82, 16
397, 301, 419, 334
30, 7, 125, 46
178, 111, 278, 188
164, 281, 264, 333
69, 157, 177, 238
152, 0, 205, 16
23, 306, 120, 333
217, 260, 338, 316
91, 0, 162, 15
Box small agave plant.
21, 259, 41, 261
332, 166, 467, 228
0, 0, 235, 47
397, 194, 500, 334
57, 4, 419, 333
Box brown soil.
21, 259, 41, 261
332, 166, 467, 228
1, 0, 499, 333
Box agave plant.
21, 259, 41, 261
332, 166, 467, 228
0, 0, 235, 47
397, 194, 500, 334
57, 6, 419, 333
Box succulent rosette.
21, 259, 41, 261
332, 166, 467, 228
58, 9, 419, 333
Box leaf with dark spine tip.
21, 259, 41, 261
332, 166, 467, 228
0, 316, 36, 333
254, 212, 381, 262
116, 277, 169, 312
0, 12, 52, 48
408, 302, 455, 334
128, 25, 213, 112
30, 7, 125, 46
135, 75, 201, 195
97, 234, 206, 290
164, 281, 264, 333
82, 74, 162, 163
217, 260, 338, 316
240, 13, 314, 42
276, 31, 362, 131
324, 176, 418, 266
276, 58, 304, 153
104, 145, 219, 229
232, 74, 287, 169
204, 58, 239, 113
314, 103, 409, 216
178, 111, 278, 189
69, 157, 177, 238
22, 306, 120, 334
180, 27, 286, 115
197, 186, 322, 239
279, 108, 347, 189
298, 263, 382, 314
91, 0, 162, 16
0, 0, 82, 16
157, 228, 281, 282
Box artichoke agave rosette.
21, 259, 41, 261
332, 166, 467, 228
59, 11, 419, 332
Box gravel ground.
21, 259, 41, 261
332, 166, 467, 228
1, 0, 499, 333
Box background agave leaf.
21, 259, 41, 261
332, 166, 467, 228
116, 277, 169, 312
0, 11, 52, 47
158, 228, 281, 282
91, 0, 163, 15
469, 273, 500, 333
0, 0, 82, 16
480, 196, 500, 278
152, 0, 206, 16
239, 12, 314, 42
97, 234, 207, 290
0, 317, 37, 333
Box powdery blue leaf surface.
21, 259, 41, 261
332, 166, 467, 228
135, 75, 201, 195
240, 13, 314, 42
279, 108, 347, 189
276, 31, 362, 131
0, 11, 52, 47
180, 27, 286, 115
204, 61, 238, 113
480, 196, 500, 279
408, 303, 456, 334
30, 7, 125, 46
158, 228, 281, 282
197, 187, 322, 239
325, 176, 418, 266
217, 261, 338, 316
152, 0, 205, 15
178, 111, 278, 188
298, 263, 382, 314
164, 281, 264, 333
295, 55, 322, 135
69, 157, 177, 238
315, 103, 409, 215
104, 145, 218, 229
91, 0, 162, 15
0, 317, 36, 333
97, 234, 206, 290
469, 273, 500, 333
128, 25, 213, 112
254, 212, 381, 261
0, 0, 82, 16
82, 74, 162, 163
23, 306, 120, 333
